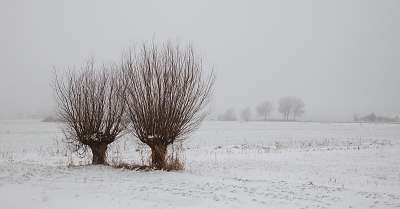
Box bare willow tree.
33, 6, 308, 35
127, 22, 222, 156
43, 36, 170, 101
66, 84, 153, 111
122, 40, 215, 170
52, 60, 127, 165
256, 101, 274, 121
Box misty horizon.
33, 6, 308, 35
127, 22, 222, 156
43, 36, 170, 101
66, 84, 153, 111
1, 1, 399, 122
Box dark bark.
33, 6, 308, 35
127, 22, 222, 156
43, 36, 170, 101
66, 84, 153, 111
150, 143, 167, 170
89, 142, 108, 165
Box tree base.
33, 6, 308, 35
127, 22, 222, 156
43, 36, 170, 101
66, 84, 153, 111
90, 142, 108, 165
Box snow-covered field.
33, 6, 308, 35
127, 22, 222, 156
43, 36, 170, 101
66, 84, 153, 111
0, 120, 399, 208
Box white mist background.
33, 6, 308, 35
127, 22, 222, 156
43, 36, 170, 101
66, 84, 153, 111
1, 1, 399, 121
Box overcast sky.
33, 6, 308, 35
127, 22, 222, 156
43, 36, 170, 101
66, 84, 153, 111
1, 1, 399, 121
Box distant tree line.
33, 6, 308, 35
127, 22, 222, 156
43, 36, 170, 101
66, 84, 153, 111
217, 108, 237, 121
353, 113, 399, 123
15, 109, 53, 120
218, 97, 305, 122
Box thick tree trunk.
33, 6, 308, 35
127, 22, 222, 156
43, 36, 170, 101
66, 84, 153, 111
90, 142, 108, 165
150, 143, 167, 170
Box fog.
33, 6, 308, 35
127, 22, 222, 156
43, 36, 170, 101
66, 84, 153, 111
1, 1, 399, 121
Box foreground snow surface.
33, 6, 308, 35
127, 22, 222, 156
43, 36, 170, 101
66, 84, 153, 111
0, 120, 399, 208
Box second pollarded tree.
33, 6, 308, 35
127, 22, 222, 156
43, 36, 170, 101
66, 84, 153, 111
122, 40, 215, 170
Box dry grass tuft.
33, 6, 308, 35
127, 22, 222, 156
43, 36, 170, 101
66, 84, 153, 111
107, 141, 186, 172
111, 162, 150, 171
164, 142, 186, 171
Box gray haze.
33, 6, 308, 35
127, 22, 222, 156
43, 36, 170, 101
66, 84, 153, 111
1, 1, 399, 121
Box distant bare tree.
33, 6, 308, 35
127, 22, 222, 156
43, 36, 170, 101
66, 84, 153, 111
278, 97, 294, 121
256, 101, 274, 121
377, 116, 385, 122
291, 98, 305, 121
218, 108, 237, 121
52, 60, 127, 164
353, 113, 359, 122
240, 107, 252, 122
369, 112, 377, 122
122, 40, 215, 170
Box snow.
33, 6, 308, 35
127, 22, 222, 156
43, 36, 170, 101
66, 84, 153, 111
1, 119, 399, 208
